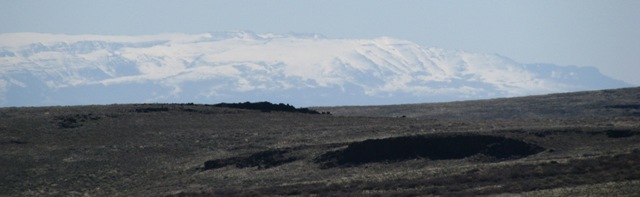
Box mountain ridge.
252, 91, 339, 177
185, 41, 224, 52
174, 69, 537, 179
0, 31, 630, 107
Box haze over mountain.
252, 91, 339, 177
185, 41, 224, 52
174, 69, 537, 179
0, 31, 630, 107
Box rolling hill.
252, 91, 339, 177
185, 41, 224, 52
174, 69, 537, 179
1, 87, 639, 196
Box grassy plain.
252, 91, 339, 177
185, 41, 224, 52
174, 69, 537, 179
1, 87, 639, 196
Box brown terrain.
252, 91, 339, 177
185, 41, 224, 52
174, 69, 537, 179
1, 87, 640, 196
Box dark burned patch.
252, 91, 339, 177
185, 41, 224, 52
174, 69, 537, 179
532, 130, 552, 138
0, 137, 27, 145
606, 130, 637, 138
203, 148, 299, 170
606, 104, 640, 110
55, 113, 102, 129
315, 134, 544, 168
213, 101, 322, 114
132, 107, 169, 113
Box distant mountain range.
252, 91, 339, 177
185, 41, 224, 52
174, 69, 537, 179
0, 31, 630, 107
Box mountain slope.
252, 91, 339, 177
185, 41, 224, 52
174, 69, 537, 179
0, 31, 629, 106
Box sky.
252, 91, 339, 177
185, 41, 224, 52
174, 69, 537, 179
1, 0, 639, 85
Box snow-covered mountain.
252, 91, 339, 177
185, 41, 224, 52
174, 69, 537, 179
0, 31, 630, 107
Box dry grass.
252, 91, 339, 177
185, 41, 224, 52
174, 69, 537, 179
1, 88, 639, 196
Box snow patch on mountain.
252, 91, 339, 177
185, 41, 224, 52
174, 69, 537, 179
0, 31, 630, 106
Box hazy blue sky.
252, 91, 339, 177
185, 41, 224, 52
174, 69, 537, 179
2, 0, 639, 84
